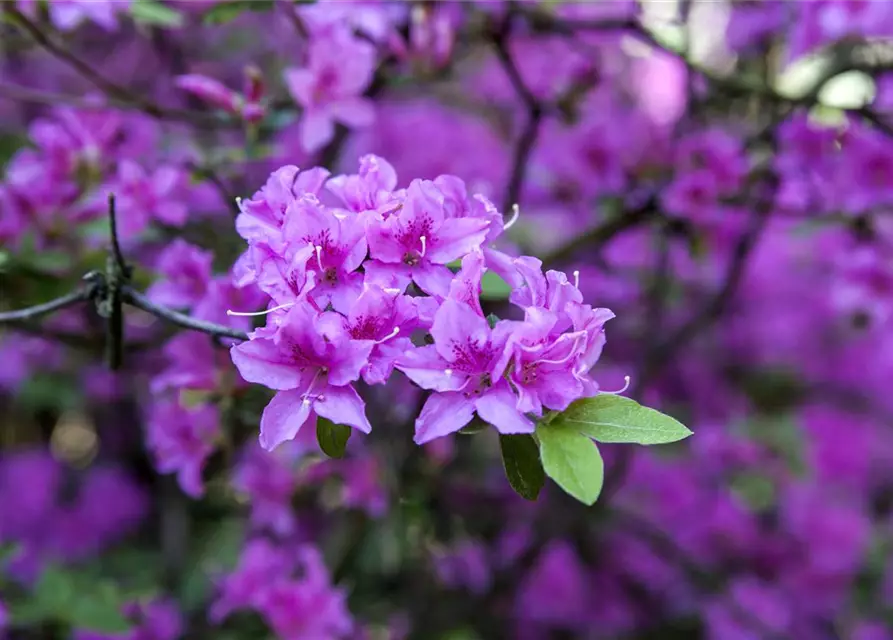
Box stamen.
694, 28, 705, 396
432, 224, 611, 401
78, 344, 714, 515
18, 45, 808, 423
444, 369, 453, 376
536, 334, 586, 367
504, 203, 520, 230
227, 301, 295, 317
373, 327, 400, 345
419, 235, 428, 257
573, 270, 580, 289
301, 370, 324, 405
383, 287, 402, 295
235, 196, 243, 208
601, 375, 631, 395
314, 245, 324, 271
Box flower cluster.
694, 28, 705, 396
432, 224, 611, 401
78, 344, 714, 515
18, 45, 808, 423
211, 539, 352, 640
230, 155, 614, 450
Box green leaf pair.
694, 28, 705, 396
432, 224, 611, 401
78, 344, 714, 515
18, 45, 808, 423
130, 0, 185, 28
499, 395, 693, 506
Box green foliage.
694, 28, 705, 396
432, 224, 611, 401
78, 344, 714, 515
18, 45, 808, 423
551, 395, 693, 446
203, 1, 274, 25
130, 0, 185, 28
480, 271, 511, 300
499, 434, 545, 501
537, 422, 604, 506
10, 565, 132, 633
179, 518, 246, 611
317, 417, 352, 458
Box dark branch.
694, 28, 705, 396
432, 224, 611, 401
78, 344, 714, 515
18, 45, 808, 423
540, 198, 657, 268
0, 288, 92, 323
122, 286, 249, 342
7, 8, 233, 128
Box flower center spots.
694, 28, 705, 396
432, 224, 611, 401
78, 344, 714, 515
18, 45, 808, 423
403, 252, 420, 266
520, 362, 538, 385
322, 267, 338, 285
351, 315, 384, 340
465, 373, 492, 398
449, 339, 493, 374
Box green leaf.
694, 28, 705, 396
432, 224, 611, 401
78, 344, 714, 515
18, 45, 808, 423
537, 423, 604, 505
130, 0, 185, 28
316, 417, 352, 458
499, 434, 545, 501
458, 417, 488, 435
179, 518, 246, 611
203, 0, 274, 25
27, 565, 132, 632
553, 395, 692, 445
480, 270, 511, 300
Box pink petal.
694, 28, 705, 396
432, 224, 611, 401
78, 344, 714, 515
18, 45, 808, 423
414, 392, 475, 444
315, 384, 371, 434
330, 96, 375, 128
230, 340, 307, 390
397, 345, 469, 392
300, 109, 336, 153
260, 390, 313, 450
475, 381, 535, 435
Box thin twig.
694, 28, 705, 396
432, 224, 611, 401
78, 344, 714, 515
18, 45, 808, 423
0, 289, 92, 323
122, 286, 249, 342
7, 8, 233, 128
492, 7, 547, 214
540, 198, 657, 268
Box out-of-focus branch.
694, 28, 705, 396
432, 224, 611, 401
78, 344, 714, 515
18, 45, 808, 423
121, 287, 248, 342
492, 6, 548, 214
540, 197, 658, 268
0, 288, 93, 323
6, 7, 235, 128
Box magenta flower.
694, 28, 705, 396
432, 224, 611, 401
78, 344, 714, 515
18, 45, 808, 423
343, 284, 420, 385
366, 179, 490, 296
16, 0, 128, 31
146, 239, 214, 309
397, 298, 532, 444
327, 154, 401, 213
235, 165, 331, 250
230, 304, 373, 450
211, 538, 295, 622
506, 312, 591, 416
175, 66, 266, 124
146, 399, 220, 498
257, 547, 353, 640
284, 26, 377, 152
281, 194, 368, 312
113, 161, 188, 239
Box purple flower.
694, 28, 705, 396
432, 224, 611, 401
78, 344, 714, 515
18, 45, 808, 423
281, 194, 368, 312
515, 540, 590, 628
233, 444, 306, 535
230, 304, 373, 450
344, 284, 421, 385
397, 297, 532, 444
257, 547, 353, 640
366, 179, 490, 296
146, 239, 214, 309
285, 26, 377, 152
147, 399, 220, 498
16, 0, 128, 31
113, 161, 188, 239
117, 598, 182, 640
327, 154, 400, 213
235, 164, 331, 251
175, 67, 266, 124
211, 538, 295, 622
433, 539, 491, 595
